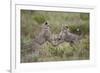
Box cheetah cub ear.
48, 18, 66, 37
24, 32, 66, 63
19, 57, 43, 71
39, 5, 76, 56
61, 24, 68, 29
45, 21, 48, 25
41, 21, 49, 28
65, 25, 69, 29
64, 25, 70, 32
44, 21, 49, 25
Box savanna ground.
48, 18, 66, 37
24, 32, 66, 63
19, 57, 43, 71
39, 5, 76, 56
21, 10, 89, 63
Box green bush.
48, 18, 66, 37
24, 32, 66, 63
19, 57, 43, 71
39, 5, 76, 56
33, 15, 46, 24
68, 21, 89, 35
80, 13, 89, 20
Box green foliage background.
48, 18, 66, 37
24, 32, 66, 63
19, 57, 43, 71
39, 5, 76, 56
21, 10, 89, 63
